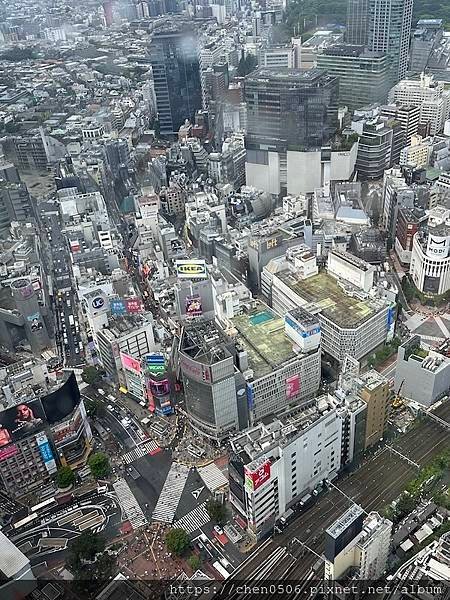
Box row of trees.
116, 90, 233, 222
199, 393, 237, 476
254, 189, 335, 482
66, 532, 116, 595
56, 452, 110, 488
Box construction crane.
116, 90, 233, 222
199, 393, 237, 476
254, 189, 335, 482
392, 379, 405, 409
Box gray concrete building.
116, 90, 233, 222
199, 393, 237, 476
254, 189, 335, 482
394, 336, 450, 407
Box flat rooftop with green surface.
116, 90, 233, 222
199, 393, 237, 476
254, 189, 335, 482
278, 271, 378, 328
231, 303, 297, 379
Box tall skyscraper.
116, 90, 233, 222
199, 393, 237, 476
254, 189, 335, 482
245, 68, 339, 153
150, 25, 202, 135
346, 0, 369, 44
368, 0, 414, 83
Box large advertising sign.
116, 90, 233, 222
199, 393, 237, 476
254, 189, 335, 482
126, 297, 144, 314
185, 295, 203, 317
51, 405, 83, 446
0, 399, 45, 447
0, 444, 18, 461
110, 298, 127, 316
120, 352, 142, 374
35, 432, 57, 474
175, 259, 207, 279
179, 354, 212, 384
286, 374, 300, 399
244, 460, 271, 492
145, 353, 165, 375
148, 378, 170, 398
42, 372, 80, 425
27, 312, 43, 332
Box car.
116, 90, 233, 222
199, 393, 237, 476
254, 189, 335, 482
214, 526, 224, 535
107, 405, 114, 411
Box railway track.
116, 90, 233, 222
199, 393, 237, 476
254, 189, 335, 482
221, 400, 450, 592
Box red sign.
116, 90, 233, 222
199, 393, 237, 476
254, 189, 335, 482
245, 460, 271, 491
120, 352, 142, 374
125, 298, 144, 314
286, 374, 300, 399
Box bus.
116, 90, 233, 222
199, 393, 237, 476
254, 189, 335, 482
68, 315, 75, 327
13, 513, 39, 530
30, 497, 58, 514
212, 561, 230, 579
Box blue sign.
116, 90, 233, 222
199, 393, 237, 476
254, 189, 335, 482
387, 307, 395, 329
247, 384, 254, 411
110, 299, 127, 316
38, 440, 54, 463
285, 316, 320, 338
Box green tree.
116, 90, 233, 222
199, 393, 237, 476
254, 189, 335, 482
88, 452, 110, 479
56, 466, 75, 489
66, 532, 116, 594
81, 366, 102, 386
187, 554, 201, 571
394, 494, 417, 522
165, 528, 190, 556
206, 499, 227, 525
84, 398, 106, 419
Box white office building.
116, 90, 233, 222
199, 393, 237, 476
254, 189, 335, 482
388, 74, 450, 134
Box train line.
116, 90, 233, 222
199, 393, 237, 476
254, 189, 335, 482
224, 400, 450, 593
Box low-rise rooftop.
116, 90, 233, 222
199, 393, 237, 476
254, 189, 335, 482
277, 271, 380, 328
230, 301, 298, 379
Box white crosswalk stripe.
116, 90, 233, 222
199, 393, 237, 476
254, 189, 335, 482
122, 439, 159, 464
113, 478, 147, 530
152, 463, 190, 524
197, 463, 228, 493
173, 502, 210, 534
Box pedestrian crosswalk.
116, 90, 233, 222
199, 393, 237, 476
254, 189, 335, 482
122, 439, 159, 464
113, 478, 147, 530
197, 463, 228, 493
173, 502, 210, 535
152, 463, 190, 524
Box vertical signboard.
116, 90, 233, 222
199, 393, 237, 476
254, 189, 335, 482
35, 432, 57, 474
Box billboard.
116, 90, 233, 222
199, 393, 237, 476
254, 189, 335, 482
244, 460, 271, 492
180, 354, 212, 384
185, 295, 203, 317
41, 372, 80, 425
51, 405, 83, 446
145, 353, 165, 375
147, 384, 155, 412
286, 374, 300, 399
90, 293, 109, 313
148, 378, 170, 397
0, 444, 18, 462
126, 297, 144, 314
110, 298, 127, 316
27, 312, 43, 332
35, 432, 57, 474
120, 352, 142, 374
175, 259, 207, 279
0, 399, 45, 446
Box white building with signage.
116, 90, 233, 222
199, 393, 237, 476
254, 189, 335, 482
228, 396, 343, 540
410, 205, 450, 295
327, 249, 375, 293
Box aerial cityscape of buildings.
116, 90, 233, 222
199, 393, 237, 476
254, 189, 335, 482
0, 0, 449, 597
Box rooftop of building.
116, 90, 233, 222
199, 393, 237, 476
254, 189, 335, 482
179, 320, 232, 365
322, 44, 385, 59
100, 314, 152, 338
229, 301, 299, 379
326, 504, 365, 540
245, 67, 333, 84
0, 530, 30, 580
277, 271, 381, 328
357, 369, 388, 391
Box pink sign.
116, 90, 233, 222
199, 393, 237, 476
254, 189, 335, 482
120, 352, 141, 374
126, 298, 144, 314
286, 374, 300, 399
0, 444, 18, 462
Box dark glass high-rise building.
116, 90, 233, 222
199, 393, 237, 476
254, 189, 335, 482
245, 68, 339, 154
150, 26, 202, 135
